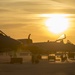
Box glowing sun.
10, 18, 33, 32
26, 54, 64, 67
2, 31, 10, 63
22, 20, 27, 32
45, 14, 69, 34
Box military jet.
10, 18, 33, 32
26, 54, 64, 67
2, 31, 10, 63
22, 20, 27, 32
25, 34, 75, 54
0, 30, 21, 52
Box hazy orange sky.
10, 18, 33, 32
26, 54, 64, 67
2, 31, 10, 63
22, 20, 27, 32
0, 0, 75, 43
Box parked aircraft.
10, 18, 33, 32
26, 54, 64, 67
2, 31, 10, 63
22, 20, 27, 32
0, 30, 21, 52
0, 30, 75, 63
26, 34, 75, 54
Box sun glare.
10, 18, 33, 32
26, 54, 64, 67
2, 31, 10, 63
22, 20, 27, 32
45, 14, 69, 34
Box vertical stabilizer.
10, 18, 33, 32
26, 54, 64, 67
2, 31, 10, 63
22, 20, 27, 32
28, 34, 31, 39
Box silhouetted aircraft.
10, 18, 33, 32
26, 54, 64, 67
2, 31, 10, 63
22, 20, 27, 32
25, 34, 75, 54
1, 30, 75, 54
18, 34, 75, 63
0, 30, 21, 52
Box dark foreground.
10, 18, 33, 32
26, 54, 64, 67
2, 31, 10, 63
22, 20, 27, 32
0, 61, 75, 75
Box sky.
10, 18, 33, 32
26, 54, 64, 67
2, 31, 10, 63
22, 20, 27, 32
0, 0, 75, 43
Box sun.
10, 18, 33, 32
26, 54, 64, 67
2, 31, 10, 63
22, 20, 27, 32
45, 14, 69, 34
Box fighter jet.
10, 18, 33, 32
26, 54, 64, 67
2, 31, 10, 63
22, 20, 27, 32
0, 30, 21, 52
26, 34, 75, 54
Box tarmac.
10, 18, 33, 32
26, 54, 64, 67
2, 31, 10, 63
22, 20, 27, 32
0, 61, 75, 75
